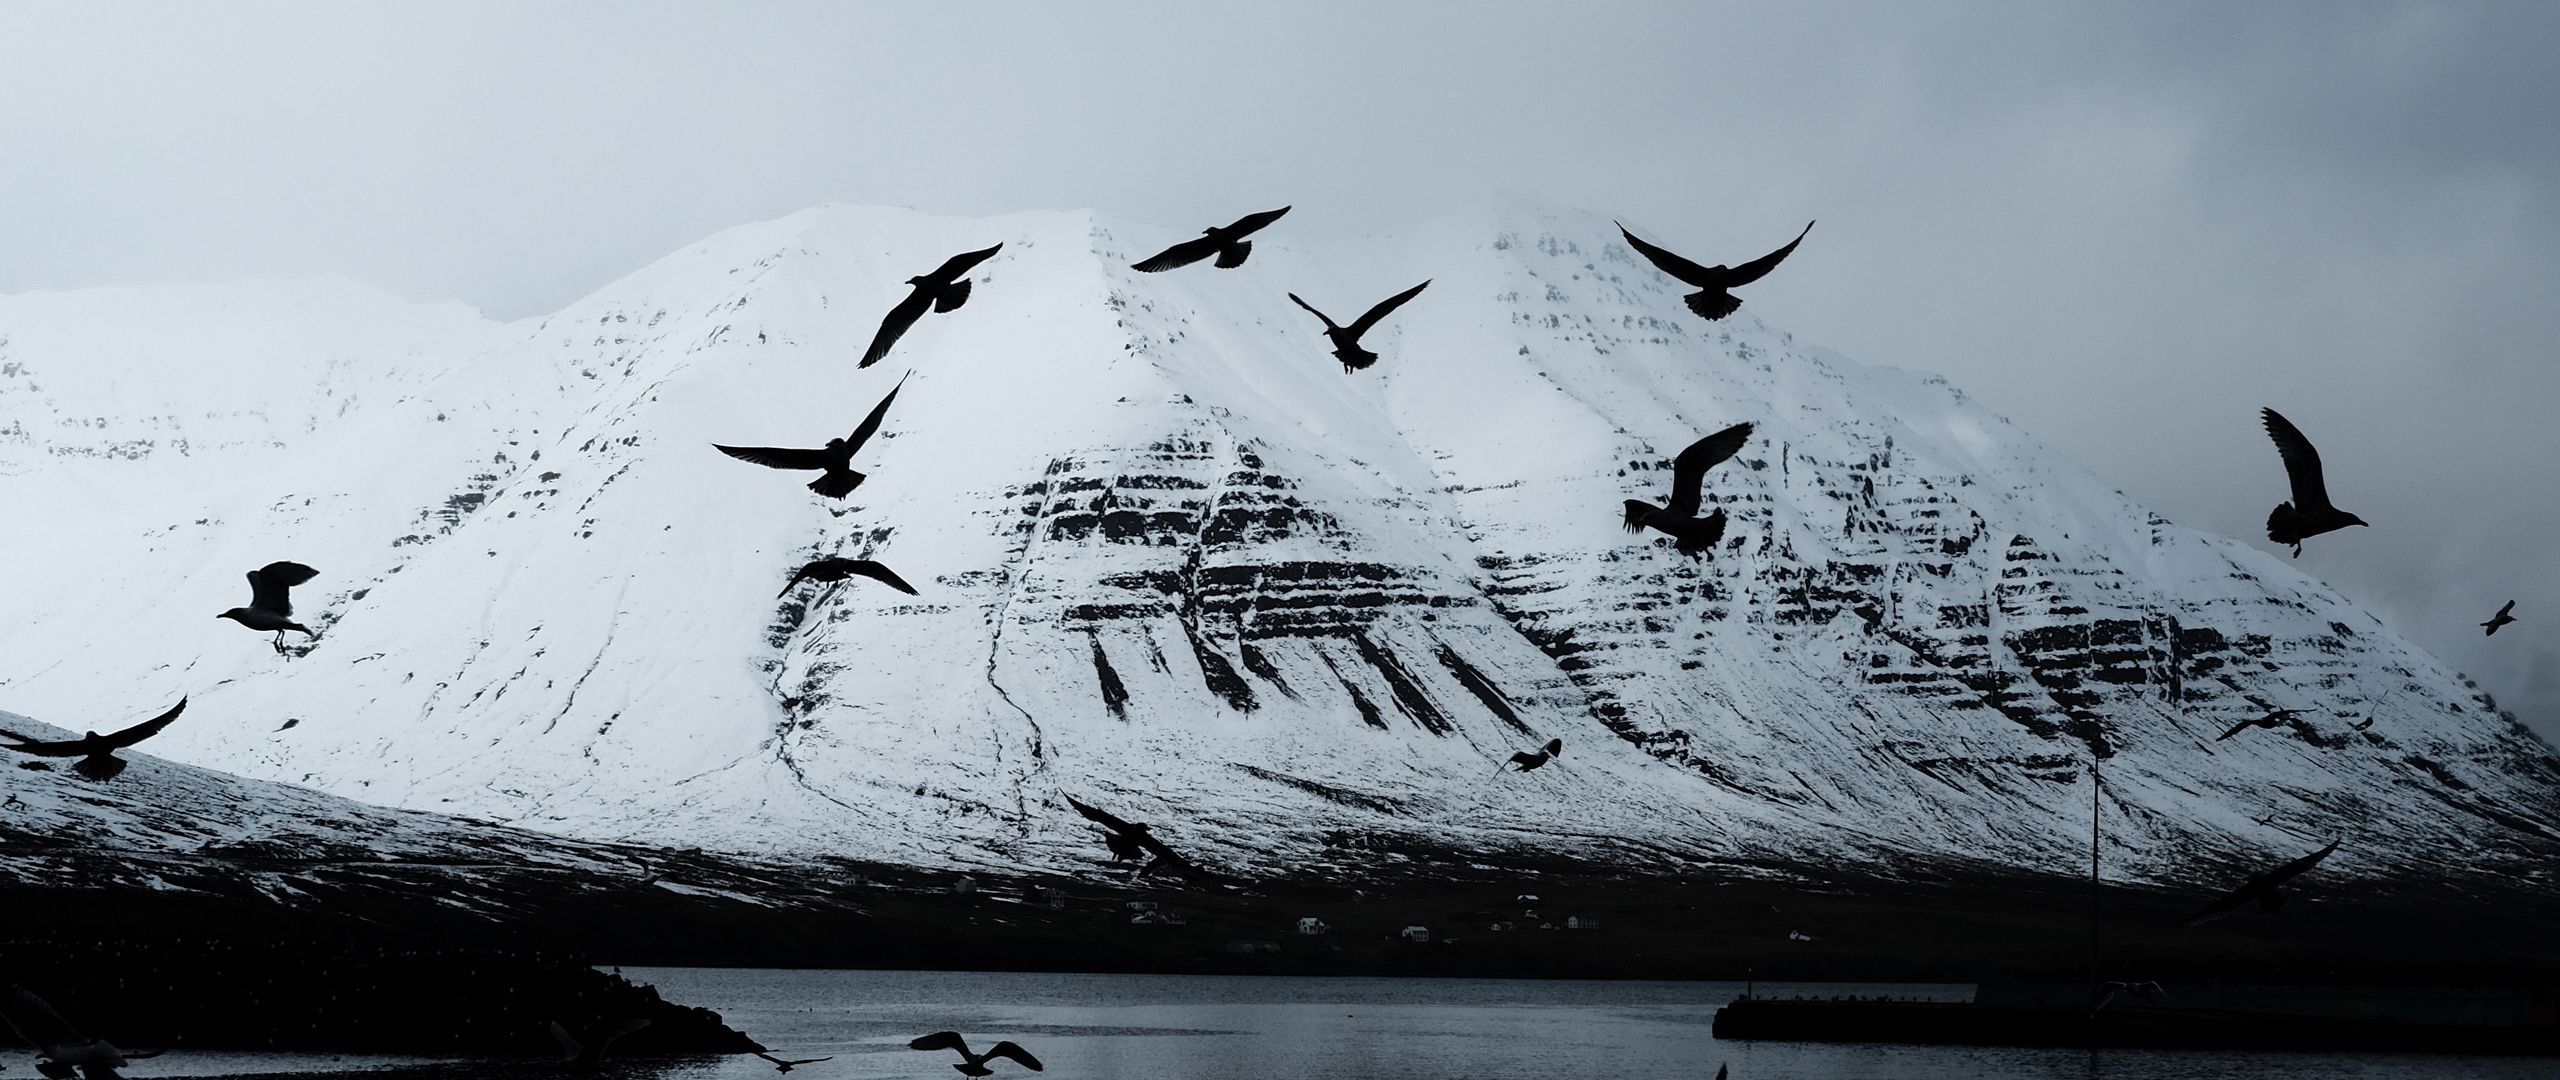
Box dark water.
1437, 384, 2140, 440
129, 968, 2548, 1078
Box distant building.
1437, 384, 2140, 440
947, 874, 976, 896
1031, 886, 1066, 910
1124, 900, 1158, 914
1399, 925, 1432, 944
1566, 914, 1601, 931
1488, 921, 1516, 932
1296, 916, 1331, 936
1221, 940, 1281, 955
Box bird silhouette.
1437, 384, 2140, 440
0, 699, 186, 782
861, 244, 1003, 367
2177, 838, 2341, 926
2350, 717, 2376, 732
1504, 738, 1563, 773
1131, 206, 1290, 272
2483, 600, 2518, 636
2260, 408, 2367, 557
217, 561, 319, 653
1288, 281, 1430, 371
1618, 221, 1813, 321
715, 372, 908, 499
909, 1031, 1043, 1076
2090, 980, 2169, 1017
1, 986, 162, 1080
777, 558, 919, 599
2215, 708, 2296, 743
754, 1052, 834, 1072
1625, 421, 1753, 559
1065, 795, 1192, 877
548, 1018, 649, 1069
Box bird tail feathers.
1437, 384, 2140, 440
2265, 502, 2302, 545
1215, 240, 1252, 269
1622, 500, 1655, 532
1685, 290, 1743, 321
808, 470, 862, 500
933, 279, 972, 313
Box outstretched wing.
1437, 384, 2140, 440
1542, 738, 1563, 757
1721, 220, 1815, 288
1347, 280, 1430, 337
909, 1030, 971, 1055
1224, 205, 1291, 237
2250, 838, 2341, 891
1663, 422, 1754, 519
2176, 882, 2256, 926
847, 560, 920, 595
1287, 293, 1339, 331
1617, 224, 1720, 287
247, 561, 318, 616
861, 287, 935, 368
714, 444, 832, 471
103, 698, 186, 749
2496, 600, 2516, 619
0, 730, 87, 756
2, 987, 91, 1051
2214, 718, 2254, 742
985, 1041, 1044, 1071
929, 242, 1005, 281
1065, 795, 1137, 835
843, 371, 911, 455
1131, 235, 1220, 273
2260, 408, 2332, 512
546, 1020, 583, 1062
1507, 750, 1541, 768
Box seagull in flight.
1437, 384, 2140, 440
862, 244, 1003, 367
777, 558, 918, 599
1504, 738, 1563, 773
754, 1051, 835, 1072
1065, 795, 1194, 877
2177, 839, 2341, 926
0, 699, 186, 782
2215, 709, 2295, 743
2259, 408, 2367, 557
1618, 221, 1813, 321
0, 986, 163, 1080
1131, 206, 1290, 272
217, 561, 320, 653
715, 372, 908, 499
2483, 600, 2518, 636
1625, 422, 1753, 559
1289, 281, 1430, 372
909, 1031, 1043, 1076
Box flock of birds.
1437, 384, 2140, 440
0, 203, 2535, 1074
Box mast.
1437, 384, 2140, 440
2088, 751, 2102, 1009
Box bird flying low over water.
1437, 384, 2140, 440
218, 560, 319, 653
2260, 408, 2367, 557
754, 1052, 835, 1072
715, 372, 908, 499
2177, 838, 2342, 926
1132, 206, 1290, 272
549, 1018, 649, 1069
861, 244, 1004, 367
0, 986, 163, 1080
1288, 281, 1430, 371
2483, 600, 2518, 636
2215, 709, 2296, 743
777, 557, 918, 599
0, 699, 186, 782
1625, 421, 1753, 559
1065, 794, 1193, 877
1618, 220, 1813, 321
911, 1031, 1043, 1076
1504, 737, 1563, 773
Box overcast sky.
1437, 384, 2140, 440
3, 1, 2554, 740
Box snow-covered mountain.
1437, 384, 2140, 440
4, 199, 2554, 888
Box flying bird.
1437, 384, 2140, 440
217, 560, 319, 653
778, 558, 919, 599
754, 1052, 835, 1072
1131, 206, 1290, 272
1064, 795, 1192, 877
0, 699, 186, 782
0, 986, 162, 1080
1618, 220, 1813, 321
909, 1031, 1043, 1076
2260, 408, 2367, 557
2177, 838, 2341, 926
2215, 709, 2295, 743
548, 1018, 649, 1069
1288, 281, 1430, 371
2350, 717, 2376, 733
1625, 421, 1754, 559
1504, 738, 1563, 773
715, 372, 908, 499
861, 244, 1003, 367
2483, 600, 2518, 636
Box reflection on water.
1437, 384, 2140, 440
130, 969, 2551, 1079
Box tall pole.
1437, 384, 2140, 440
2088, 752, 2102, 1010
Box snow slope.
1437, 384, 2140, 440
3, 199, 2554, 888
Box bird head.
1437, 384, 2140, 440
824, 438, 849, 451
216, 608, 249, 625
906, 274, 934, 286
2347, 514, 2370, 528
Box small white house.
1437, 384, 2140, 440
948, 874, 977, 896
1399, 925, 1432, 944
1296, 916, 1331, 936
1566, 914, 1601, 931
